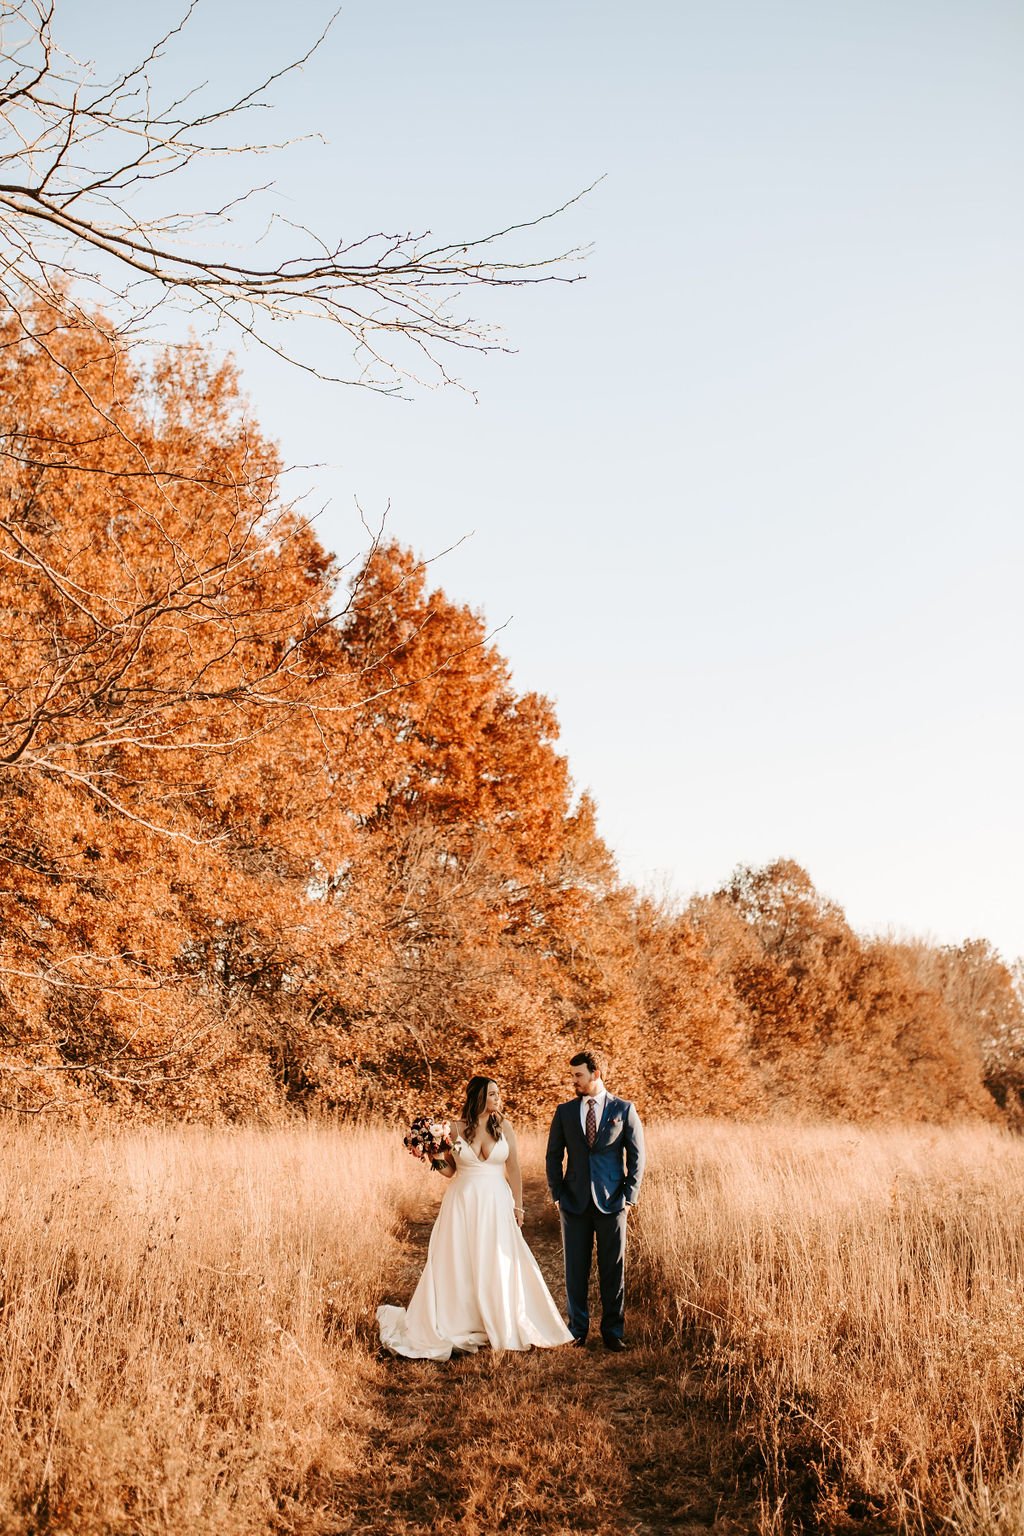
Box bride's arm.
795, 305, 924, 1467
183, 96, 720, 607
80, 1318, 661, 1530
504, 1120, 524, 1225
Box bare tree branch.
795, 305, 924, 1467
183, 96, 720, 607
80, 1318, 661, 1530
0, 0, 592, 395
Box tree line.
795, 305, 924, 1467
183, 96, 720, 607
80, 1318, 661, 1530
1, 302, 1021, 1124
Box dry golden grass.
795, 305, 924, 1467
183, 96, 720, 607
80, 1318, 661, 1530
634, 1120, 1024, 1532
0, 1121, 420, 1534
10, 1116, 1024, 1535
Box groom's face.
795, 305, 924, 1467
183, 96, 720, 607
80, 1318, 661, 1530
571, 1063, 598, 1096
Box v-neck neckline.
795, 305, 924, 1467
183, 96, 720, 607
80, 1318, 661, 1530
466, 1137, 494, 1163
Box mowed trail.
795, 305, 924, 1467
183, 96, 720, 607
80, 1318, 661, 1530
338, 1168, 761, 1536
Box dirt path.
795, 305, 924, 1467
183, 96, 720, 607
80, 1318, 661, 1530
336, 1169, 762, 1536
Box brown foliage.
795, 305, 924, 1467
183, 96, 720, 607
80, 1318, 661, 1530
898, 938, 1024, 1126
688, 860, 995, 1121
0, 301, 370, 1114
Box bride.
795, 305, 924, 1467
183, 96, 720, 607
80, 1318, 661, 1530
377, 1076, 573, 1359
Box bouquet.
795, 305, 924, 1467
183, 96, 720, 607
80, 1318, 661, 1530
404, 1115, 455, 1171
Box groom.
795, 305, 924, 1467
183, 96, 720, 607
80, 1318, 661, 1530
545, 1050, 646, 1351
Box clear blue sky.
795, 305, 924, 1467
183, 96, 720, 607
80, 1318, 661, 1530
67, 0, 1024, 961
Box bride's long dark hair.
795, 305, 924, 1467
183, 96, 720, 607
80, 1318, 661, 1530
461, 1076, 503, 1147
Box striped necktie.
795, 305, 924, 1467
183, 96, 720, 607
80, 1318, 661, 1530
586, 1097, 597, 1148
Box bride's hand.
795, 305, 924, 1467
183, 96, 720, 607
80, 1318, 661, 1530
514, 1206, 525, 1227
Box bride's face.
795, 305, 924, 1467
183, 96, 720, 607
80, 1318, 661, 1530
485, 1081, 502, 1115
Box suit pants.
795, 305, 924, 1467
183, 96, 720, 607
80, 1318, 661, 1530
559, 1201, 627, 1343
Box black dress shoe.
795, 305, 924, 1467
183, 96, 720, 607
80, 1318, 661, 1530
602, 1336, 628, 1352
571, 1335, 588, 1348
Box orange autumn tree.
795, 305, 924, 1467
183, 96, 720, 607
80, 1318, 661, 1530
0, 300, 381, 1115
688, 860, 994, 1121
622, 895, 763, 1117
0, 313, 622, 1121
896, 938, 1024, 1123
329, 542, 619, 1113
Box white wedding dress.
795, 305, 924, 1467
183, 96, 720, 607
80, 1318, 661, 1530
377, 1135, 573, 1359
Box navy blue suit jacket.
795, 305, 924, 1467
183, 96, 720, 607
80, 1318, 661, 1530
545, 1094, 646, 1216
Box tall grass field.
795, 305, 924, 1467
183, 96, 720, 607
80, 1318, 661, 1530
4, 1119, 1024, 1532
